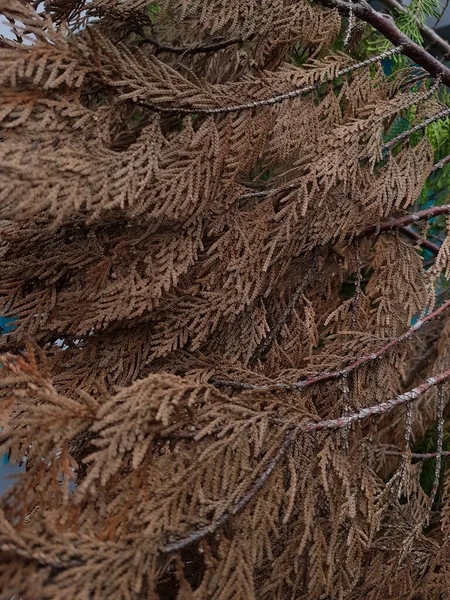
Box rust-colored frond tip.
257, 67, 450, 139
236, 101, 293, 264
1, 0, 450, 597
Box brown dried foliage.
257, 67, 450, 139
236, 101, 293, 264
1, 0, 450, 598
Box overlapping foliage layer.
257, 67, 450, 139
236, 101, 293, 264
2, 0, 450, 598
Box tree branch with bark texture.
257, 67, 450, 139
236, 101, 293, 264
137, 45, 404, 114
211, 298, 450, 390
317, 0, 450, 86
377, 0, 450, 59
162, 368, 450, 554
398, 226, 441, 254
384, 450, 450, 458
361, 203, 450, 238
5, 367, 450, 566
357, 204, 448, 255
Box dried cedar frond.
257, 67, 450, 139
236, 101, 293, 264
1, 0, 450, 598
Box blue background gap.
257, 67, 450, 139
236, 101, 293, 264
0, 316, 24, 495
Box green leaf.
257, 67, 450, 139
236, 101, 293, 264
146, 3, 161, 21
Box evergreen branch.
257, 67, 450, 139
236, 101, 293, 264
5, 0, 450, 591
358, 204, 450, 255
384, 450, 450, 458
317, 0, 450, 86
383, 106, 450, 151
360, 203, 450, 248
397, 225, 441, 254
301, 367, 450, 430
431, 152, 450, 171
293, 303, 450, 389
248, 254, 320, 363
5, 368, 450, 565
365, 205, 450, 232
0, 539, 67, 570
136, 46, 404, 114
160, 428, 296, 554
137, 33, 256, 54
378, 0, 450, 58
211, 298, 450, 391
162, 369, 450, 553
6, 368, 450, 564
237, 153, 450, 203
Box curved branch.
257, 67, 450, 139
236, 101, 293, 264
318, 0, 450, 86
137, 34, 255, 54
383, 107, 450, 152
162, 368, 450, 554
378, 0, 450, 58
136, 46, 403, 114
361, 203, 450, 235
211, 298, 450, 391
398, 225, 441, 254
160, 428, 295, 554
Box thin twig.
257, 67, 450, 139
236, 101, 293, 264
236, 152, 450, 204
160, 428, 296, 554
383, 106, 450, 152
432, 0, 450, 34
395, 402, 414, 496
426, 386, 445, 517
398, 225, 441, 254
136, 45, 403, 114
361, 203, 450, 235
431, 153, 450, 172
294, 305, 450, 390
385, 450, 450, 458
211, 299, 450, 391
237, 182, 297, 201
137, 34, 255, 54
398, 72, 432, 90
249, 254, 319, 363
399, 226, 441, 254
